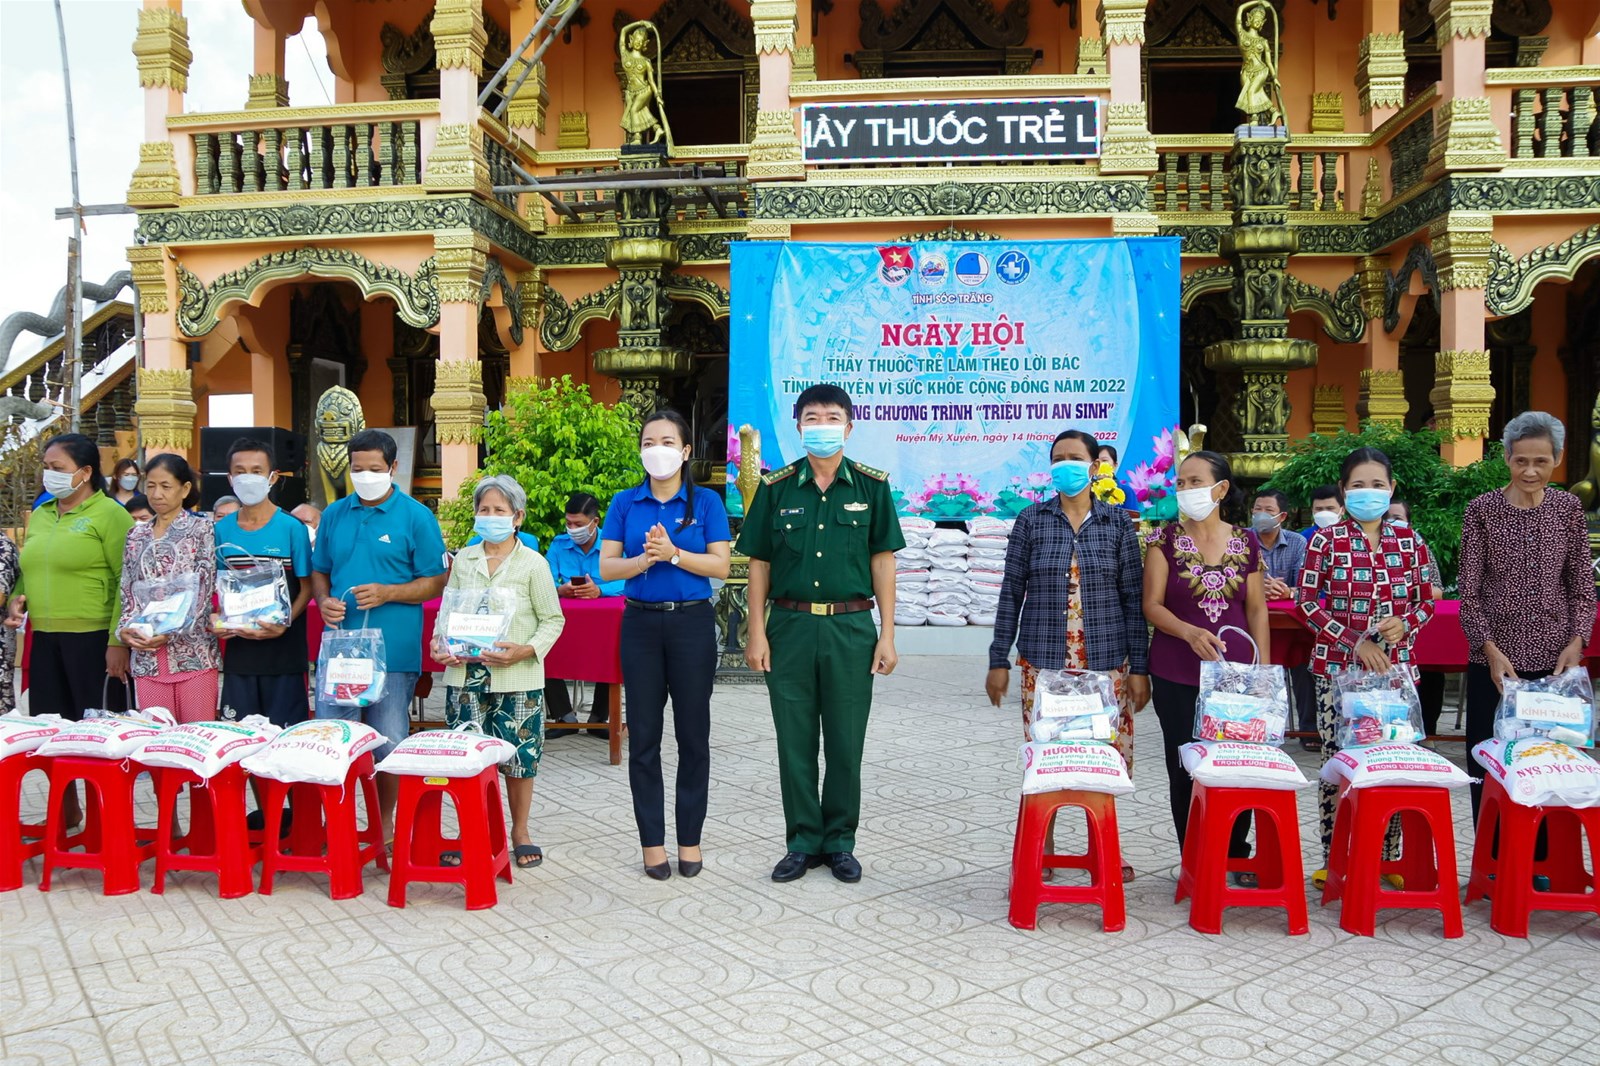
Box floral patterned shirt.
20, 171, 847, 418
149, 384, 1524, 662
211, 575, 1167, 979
118, 511, 220, 679
1295, 518, 1435, 682
1146, 523, 1261, 686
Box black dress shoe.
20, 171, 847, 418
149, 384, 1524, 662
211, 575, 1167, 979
825, 852, 862, 883
644, 861, 672, 881
678, 859, 703, 878
771, 851, 822, 882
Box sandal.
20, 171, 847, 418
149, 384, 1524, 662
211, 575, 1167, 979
439, 850, 462, 867
1121, 864, 1136, 883
1229, 871, 1259, 889
514, 844, 543, 869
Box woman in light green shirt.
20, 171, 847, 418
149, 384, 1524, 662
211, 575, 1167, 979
433, 475, 565, 869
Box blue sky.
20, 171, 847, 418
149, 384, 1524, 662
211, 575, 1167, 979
0, 0, 328, 328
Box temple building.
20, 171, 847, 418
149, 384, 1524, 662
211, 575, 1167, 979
2, 0, 1596, 520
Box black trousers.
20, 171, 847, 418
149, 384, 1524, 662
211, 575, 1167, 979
543, 677, 610, 721
1290, 664, 1316, 735
1152, 675, 1251, 858
30, 630, 127, 721
619, 602, 717, 848
1418, 669, 1447, 737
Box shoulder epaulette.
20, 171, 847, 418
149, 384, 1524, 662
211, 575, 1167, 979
849, 459, 890, 481
762, 460, 803, 485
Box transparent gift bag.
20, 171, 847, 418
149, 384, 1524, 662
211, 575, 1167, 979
1192, 626, 1289, 745
1027, 668, 1120, 744
1333, 664, 1424, 747
214, 543, 292, 631
126, 539, 201, 641
1494, 667, 1596, 748
317, 591, 387, 708
436, 585, 518, 660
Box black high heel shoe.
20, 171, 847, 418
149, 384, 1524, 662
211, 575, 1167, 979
678, 859, 703, 878
644, 861, 672, 881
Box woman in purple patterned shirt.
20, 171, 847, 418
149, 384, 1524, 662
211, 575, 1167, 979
1458, 411, 1596, 820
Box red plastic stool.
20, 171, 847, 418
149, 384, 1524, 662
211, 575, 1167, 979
1008, 789, 1125, 931
1464, 776, 1600, 937
387, 766, 512, 910
0, 754, 58, 891
152, 764, 259, 899
255, 753, 388, 900
39, 757, 158, 895
1322, 784, 1463, 937
1176, 783, 1308, 935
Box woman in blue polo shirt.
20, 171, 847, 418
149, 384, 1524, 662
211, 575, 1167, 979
600, 410, 731, 880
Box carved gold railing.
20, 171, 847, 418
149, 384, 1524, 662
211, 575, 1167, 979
1151, 137, 1353, 214
1486, 67, 1600, 161
170, 100, 440, 197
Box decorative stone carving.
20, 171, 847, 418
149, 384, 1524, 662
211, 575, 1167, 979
126, 141, 181, 208
435, 231, 490, 306
1312, 385, 1346, 435
133, 368, 197, 453
1357, 255, 1388, 321
1310, 93, 1344, 133
1360, 158, 1384, 217
791, 44, 817, 82
745, 220, 792, 240
747, 110, 805, 180
177, 249, 440, 336
516, 270, 543, 332
1234, 2, 1284, 127
431, 0, 488, 75
433, 359, 488, 445
125, 245, 168, 315
1075, 35, 1105, 75
1429, 0, 1493, 47
133, 8, 191, 93
752, 1, 797, 53
245, 73, 289, 110
1484, 223, 1600, 318
1100, 0, 1148, 46
1430, 212, 1495, 291
1111, 213, 1160, 236
505, 60, 549, 132
313, 385, 364, 506
557, 112, 590, 149
1430, 349, 1494, 438
1099, 102, 1158, 174
1427, 97, 1506, 179
1358, 368, 1407, 426
1356, 33, 1406, 114
425, 123, 491, 197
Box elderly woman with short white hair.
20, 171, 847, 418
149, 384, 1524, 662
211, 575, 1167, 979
432, 475, 565, 869
1458, 411, 1597, 821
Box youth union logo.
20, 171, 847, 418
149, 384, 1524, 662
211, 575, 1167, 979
918, 253, 948, 288
997, 249, 1031, 285
955, 251, 989, 286
876, 245, 913, 286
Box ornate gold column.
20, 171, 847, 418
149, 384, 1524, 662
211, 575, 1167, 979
1356, 33, 1406, 119
749, 2, 803, 180
434, 231, 489, 495
1204, 131, 1317, 478
1312, 386, 1347, 435
1425, 0, 1505, 181
1356, 254, 1407, 427
247, 19, 288, 109
127, 6, 190, 207
1097, 1, 1155, 175
1431, 212, 1495, 464
428, 0, 491, 203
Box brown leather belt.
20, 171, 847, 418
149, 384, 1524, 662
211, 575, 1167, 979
772, 598, 874, 617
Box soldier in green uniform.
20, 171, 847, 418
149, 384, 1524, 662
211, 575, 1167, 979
739, 384, 905, 883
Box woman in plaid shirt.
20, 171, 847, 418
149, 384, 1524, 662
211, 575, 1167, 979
1295, 447, 1436, 880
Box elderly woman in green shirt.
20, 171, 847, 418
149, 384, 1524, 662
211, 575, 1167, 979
432, 475, 565, 869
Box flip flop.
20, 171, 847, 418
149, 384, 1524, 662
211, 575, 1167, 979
514, 844, 543, 869
439, 850, 462, 867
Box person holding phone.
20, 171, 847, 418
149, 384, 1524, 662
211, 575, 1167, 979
545, 492, 625, 737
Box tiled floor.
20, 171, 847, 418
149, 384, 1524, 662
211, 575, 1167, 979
3, 654, 1597, 1065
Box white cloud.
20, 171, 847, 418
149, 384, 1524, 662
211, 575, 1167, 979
0, 0, 331, 332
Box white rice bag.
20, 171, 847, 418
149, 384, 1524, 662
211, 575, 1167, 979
1180, 741, 1310, 790
927, 609, 968, 625
895, 570, 930, 586
899, 517, 937, 535
241, 718, 386, 786
1473, 737, 1600, 808
1320, 743, 1471, 789
894, 610, 927, 627
134, 716, 281, 778
376, 729, 515, 778
927, 543, 971, 559
969, 517, 1014, 536
927, 574, 969, 592
928, 590, 972, 607
928, 528, 970, 547
969, 535, 1010, 550
1020, 741, 1133, 796
37, 714, 168, 760
0, 713, 67, 759
969, 611, 998, 626
895, 550, 930, 569
929, 557, 970, 572
896, 590, 930, 607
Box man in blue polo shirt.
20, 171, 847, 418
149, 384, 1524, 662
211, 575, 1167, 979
312, 429, 448, 840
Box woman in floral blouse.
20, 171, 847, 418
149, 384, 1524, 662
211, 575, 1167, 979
1295, 447, 1436, 882
1144, 451, 1270, 880
117, 454, 219, 721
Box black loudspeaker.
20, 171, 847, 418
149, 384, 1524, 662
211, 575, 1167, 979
199, 427, 306, 474
201, 472, 308, 511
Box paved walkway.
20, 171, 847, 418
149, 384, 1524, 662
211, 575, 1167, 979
3, 654, 1597, 1065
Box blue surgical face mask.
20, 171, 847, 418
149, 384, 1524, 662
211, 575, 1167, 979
801, 424, 846, 458
1050, 460, 1092, 497
1344, 488, 1392, 522
474, 515, 517, 544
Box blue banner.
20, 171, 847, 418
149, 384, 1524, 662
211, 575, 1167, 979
728, 238, 1181, 520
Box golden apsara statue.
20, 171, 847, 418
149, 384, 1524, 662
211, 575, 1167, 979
1235, 1, 1284, 127
619, 21, 671, 147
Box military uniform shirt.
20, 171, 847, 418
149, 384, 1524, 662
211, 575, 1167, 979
737, 457, 906, 603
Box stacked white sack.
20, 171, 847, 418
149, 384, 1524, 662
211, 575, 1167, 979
892, 517, 936, 626
966, 517, 1012, 627
926, 527, 971, 625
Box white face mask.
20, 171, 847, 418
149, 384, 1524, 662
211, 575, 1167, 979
231, 473, 272, 507
42, 469, 80, 497
566, 523, 595, 546
351, 470, 393, 502
1313, 509, 1340, 528
641, 445, 684, 480
1176, 486, 1220, 522
118, 474, 140, 492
